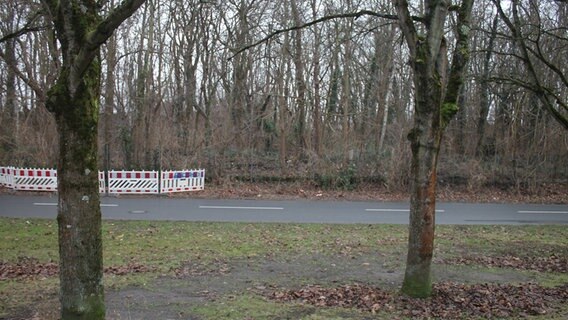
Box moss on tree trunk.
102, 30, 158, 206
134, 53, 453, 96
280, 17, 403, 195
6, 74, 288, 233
48, 60, 105, 319
42, 1, 145, 317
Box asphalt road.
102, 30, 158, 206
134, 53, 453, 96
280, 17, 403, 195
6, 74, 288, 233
0, 194, 567, 225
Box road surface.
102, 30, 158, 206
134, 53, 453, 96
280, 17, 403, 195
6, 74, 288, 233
0, 194, 567, 225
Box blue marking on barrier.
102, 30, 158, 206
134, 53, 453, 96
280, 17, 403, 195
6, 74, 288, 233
174, 172, 192, 179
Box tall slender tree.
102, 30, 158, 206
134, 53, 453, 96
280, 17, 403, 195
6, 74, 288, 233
394, 0, 475, 297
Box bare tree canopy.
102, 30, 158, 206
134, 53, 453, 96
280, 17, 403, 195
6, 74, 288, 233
0, 0, 566, 311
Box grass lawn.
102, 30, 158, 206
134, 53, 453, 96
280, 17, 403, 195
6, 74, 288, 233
1, 217, 566, 319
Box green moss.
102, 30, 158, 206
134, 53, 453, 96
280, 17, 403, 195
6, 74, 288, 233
440, 102, 459, 127
61, 293, 105, 319
401, 272, 432, 298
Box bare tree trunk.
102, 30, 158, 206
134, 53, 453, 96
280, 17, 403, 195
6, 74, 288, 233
1, 37, 16, 154
311, 0, 322, 156
42, 0, 145, 317
395, 0, 474, 297
132, 0, 155, 169
476, 14, 498, 157
290, 0, 307, 152
103, 27, 117, 171
231, 0, 252, 150
341, 27, 352, 163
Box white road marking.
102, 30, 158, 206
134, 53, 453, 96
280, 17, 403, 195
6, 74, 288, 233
518, 210, 568, 214
365, 208, 445, 213
199, 205, 284, 210
33, 203, 118, 207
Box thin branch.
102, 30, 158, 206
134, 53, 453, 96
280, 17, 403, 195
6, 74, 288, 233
0, 26, 49, 44
0, 9, 48, 44
228, 9, 423, 60
0, 49, 46, 102
493, 0, 568, 130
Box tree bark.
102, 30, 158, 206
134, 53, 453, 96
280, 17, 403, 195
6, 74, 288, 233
476, 15, 498, 157
290, 0, 307, 152
48, 49, 106, 320
1, 37, 17, 153
42, 0, 145, 318
395, 0, 474, 297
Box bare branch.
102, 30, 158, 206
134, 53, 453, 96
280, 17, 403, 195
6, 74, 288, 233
73, 0, 147, 78
0, 9, 47, 44
0, 49, 46, 102
86, 0, 147, 50
0, 25, 49, 44
228, 9, 424, 60
493, 0, 568, 130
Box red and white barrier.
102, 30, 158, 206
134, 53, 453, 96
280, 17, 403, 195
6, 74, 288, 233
99, 171, 106, 193
161, 169, 205, 193
1, 166, 205, 194
12, 168, 58, 191
0, 166, 15, 188
107, 170, 159, 194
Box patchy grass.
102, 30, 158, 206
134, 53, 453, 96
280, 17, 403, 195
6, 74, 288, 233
1, 217, 567, 319
188, 294, 374, 320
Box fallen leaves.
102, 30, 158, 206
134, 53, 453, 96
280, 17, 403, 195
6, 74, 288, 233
171, 179, 568, 204
0, 257, 155, 280
268, 282, 568, 319
442, 254, 567, 273
171, 258, 231, 277
0, 258, 58, 280
270, 284, 392, 313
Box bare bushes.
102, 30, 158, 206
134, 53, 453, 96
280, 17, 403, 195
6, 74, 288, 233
0, 107, 57, 167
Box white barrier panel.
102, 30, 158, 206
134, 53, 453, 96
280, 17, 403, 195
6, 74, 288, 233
108, 170, 159, 194
13, 168, 58, 191
0, 167, 14, 188
161, 169, 205, 193
99, 171, 106, 193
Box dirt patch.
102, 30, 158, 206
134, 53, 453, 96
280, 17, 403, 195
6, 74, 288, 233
103, 253, 537, 319
2, 253, 548, 319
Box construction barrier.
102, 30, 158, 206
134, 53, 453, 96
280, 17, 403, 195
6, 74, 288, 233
107, 170, 159, 194
12, 168, 58, 191
0, 167, 14, 188
99, 171, 106, 194
161, 169, 205, 193
1, 166, 205, 194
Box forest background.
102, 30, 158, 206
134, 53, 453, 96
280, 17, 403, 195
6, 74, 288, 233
0, 0, 566, 196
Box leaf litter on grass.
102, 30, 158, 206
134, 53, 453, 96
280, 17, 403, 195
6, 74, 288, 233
442, 254, 567, 273
268, 282, 568, 319
0, 257, 155, 280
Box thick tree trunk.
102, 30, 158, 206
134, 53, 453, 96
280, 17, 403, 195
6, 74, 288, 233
42, 0, 145, 318
48, 63, 104, 318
